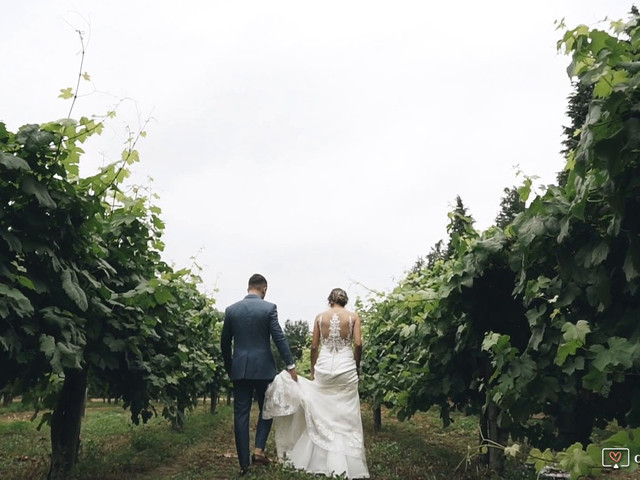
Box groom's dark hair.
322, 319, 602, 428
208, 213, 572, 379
248, 273, 268, 289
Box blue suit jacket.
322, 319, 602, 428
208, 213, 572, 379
220, 294, 294, 381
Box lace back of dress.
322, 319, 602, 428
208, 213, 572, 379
319, 313, 353, 353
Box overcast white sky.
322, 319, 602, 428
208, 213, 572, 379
3, 1, 632, 325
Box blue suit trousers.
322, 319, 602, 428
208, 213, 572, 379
233, 379, 273, 469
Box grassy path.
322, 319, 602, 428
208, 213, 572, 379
0, 399, 577, 480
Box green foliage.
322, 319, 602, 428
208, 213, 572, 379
272, 319, 310, 372
445, 195, 475, 258
558, 82, 594, 186
0, 114, 225, 440
425, 239, 446, 269
285, 319, 310, 361
495, 187, 526, 229
503, 9, 640, 447
361, 8, 640, 469
409, 197, 476, 283
527, 427, 640, 479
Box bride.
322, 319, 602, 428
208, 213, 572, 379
263, 288, 370, 479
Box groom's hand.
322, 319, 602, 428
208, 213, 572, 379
288, 367, 298, 382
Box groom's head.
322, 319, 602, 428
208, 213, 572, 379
248, 273, 268, 298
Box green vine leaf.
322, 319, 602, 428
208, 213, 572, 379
0, 284, 34, 317
61, 269, 88, 312
58, 87, 74, 99
561, 320, 591, 343
20, 177, 57, 208
557, 443, 596, 480
0, 152, 30, 170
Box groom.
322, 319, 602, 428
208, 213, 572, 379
221, 273, 298, 476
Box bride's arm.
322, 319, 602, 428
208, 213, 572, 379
353, 312, 363, 374
310, 315, 320, 380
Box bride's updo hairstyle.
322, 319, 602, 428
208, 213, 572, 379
328, 288, 349, 307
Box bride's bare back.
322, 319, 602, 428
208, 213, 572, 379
318, 310, 353, 347
312, 307, 363, 354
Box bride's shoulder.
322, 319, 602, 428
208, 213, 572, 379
346, 310, 363, 325
315, 308, 360, 322
343, 308, 359, 318
337, 309, 361, 324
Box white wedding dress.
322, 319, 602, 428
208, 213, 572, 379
263, 313, 370, 479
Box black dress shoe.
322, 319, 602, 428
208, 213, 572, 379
252, 453, 270, 465
239, 466, 249, 476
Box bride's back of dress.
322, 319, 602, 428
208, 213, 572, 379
264, 308, 370, 478
317, 311, 354, 353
